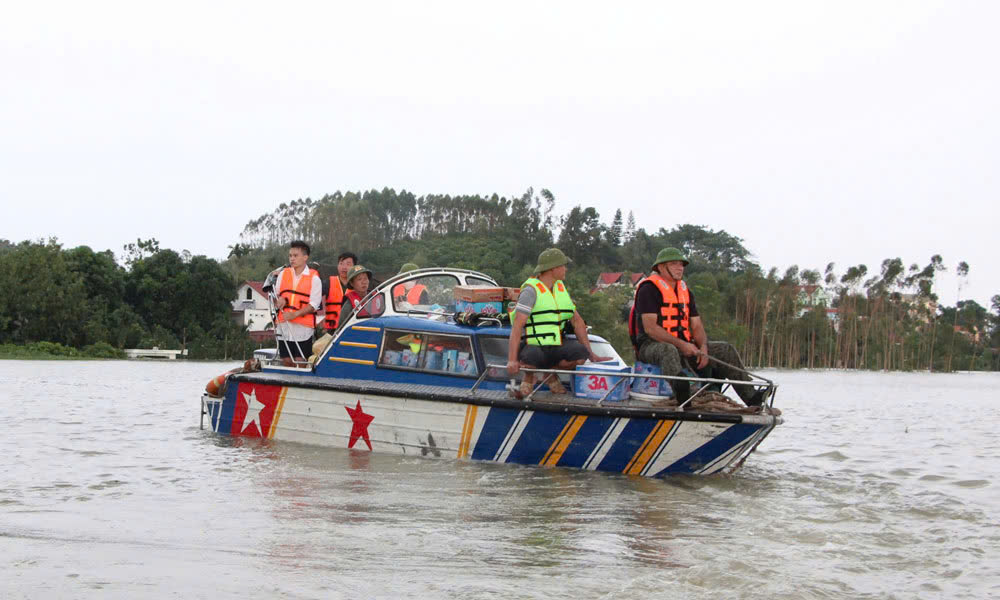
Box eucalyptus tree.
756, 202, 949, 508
838, 263, 868, 368
946, 261, 970, 371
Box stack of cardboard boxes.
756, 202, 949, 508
453, 286, 521, 314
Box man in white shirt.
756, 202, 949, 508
274, 240, 322, 365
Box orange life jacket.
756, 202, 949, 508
392, 283, 427, 305
628, 273, 691, 346
325, 276, 345, 331
276, 267, 316, 328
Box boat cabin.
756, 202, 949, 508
262, 268, 624, 393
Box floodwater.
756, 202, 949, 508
2, 361, 998, 599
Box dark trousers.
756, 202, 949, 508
636, 340, 756, 402
278, 339, 312, 360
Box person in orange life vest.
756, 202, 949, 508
323, 251, 357, 332
629, 247, 765, 406
274, 240, 323, 363
392, 262, 429, 307
507, 248, 610, 396
344, 265, 374, 311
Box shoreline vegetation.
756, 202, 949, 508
3, 187, 998, 370
0, 342, 124, 360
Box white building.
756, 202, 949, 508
796, 284, 835, 318
232, 281, 275, 341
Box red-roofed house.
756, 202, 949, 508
232, 281, 275, 342
795, 284, 834, 317
597, 272, 623, 287
595, 272, 643, 291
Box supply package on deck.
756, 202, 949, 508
573, 364, 632, 402
454, 285, 505, 314
632, 361, 674, 399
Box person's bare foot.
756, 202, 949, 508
546, 376, 567, 395
517, 373, 536, 398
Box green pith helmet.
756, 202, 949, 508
533, 248, 572, 274
346, 265, 373, 286
652, 247, 689, 270
398, 262, 419, 274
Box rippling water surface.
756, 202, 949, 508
2, 360, 998, 599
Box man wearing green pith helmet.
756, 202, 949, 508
507, 248, 610, 397
628, 247, 766, 406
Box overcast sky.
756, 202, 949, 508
3, 1, 997, 306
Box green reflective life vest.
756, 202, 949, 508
519, 277, 576, 346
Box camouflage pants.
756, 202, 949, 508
636, 340, 757, 402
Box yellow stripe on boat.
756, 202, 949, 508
268, 386, 290, 439
624, 420, 676, 475
541, 415, 587, 466
340, 341, 378, 349
328, 357, 375, 365
457, 405, 478, 458
351, 326, 381, 332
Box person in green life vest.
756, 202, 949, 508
507, 248, 611, 396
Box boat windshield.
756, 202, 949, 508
466, 275, 494, 287
390, 274, 462, 313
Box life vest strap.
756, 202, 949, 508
523, 331, 558, 340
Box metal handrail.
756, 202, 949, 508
476, 363, 776, 403
266, 291, 313, 369
497, 365, 775, 388
703, 353, 774, 385
376, 267, 498, 295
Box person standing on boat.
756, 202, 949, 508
507, 248, 609, 396
323, 251, 358, 332
392, 262, 430, 307
274, 240, 323, 364
629, 247, 764, 406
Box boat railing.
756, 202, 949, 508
261, 289, 314, 369
473, 362, 777, 408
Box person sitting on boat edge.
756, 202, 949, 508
392, 262, 430, 307
323, 251, 357, 332
274, 240, 323, 365
344, 264, 374, 311
507, 248, 610, 397
629, 247, 765, 406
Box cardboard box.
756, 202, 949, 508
453, 285, 505, 303
631, 361, 674, 398
573, 364, 632, 402
456, 299, 504, 314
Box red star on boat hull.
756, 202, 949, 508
345, 399, 374, 450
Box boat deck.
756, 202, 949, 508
232, 370, 779, 425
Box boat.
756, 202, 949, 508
201, 268, 782, 477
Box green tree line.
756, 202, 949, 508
3, 187, 998, 369
0, 238, 254, 359
232, 188, 1000, 371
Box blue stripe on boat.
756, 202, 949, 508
218, 384, 239, 434
470, 407, 522, 461
596, 419, 660, 472
554, 416, 617, 468
655, 423, 761, 475
505, 412, 573, 465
